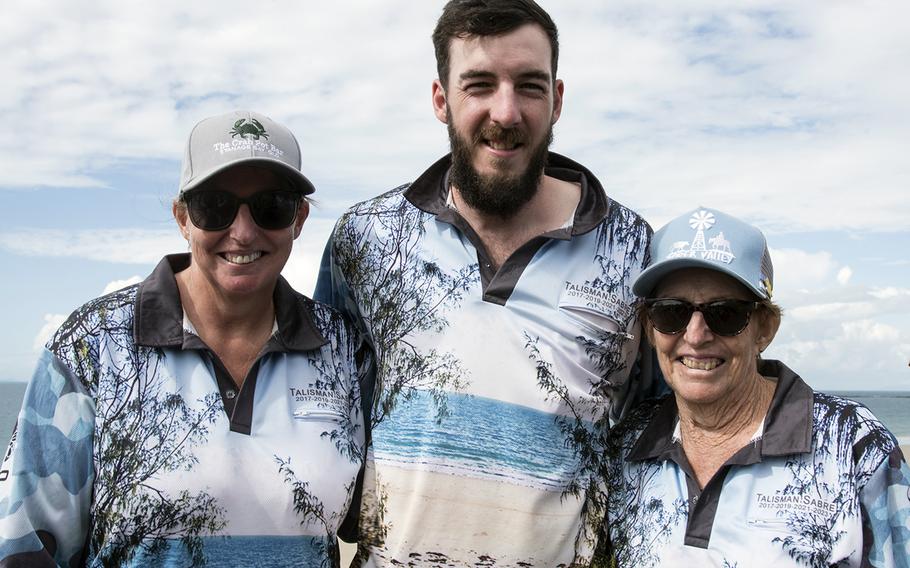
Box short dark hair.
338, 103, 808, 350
432, 0, 559, 89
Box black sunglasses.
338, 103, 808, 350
644, 298, 760, 337
183, 190, 301, 231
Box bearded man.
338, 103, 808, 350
315, 1, 656, 566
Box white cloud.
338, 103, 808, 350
770, 248, 841, 293
0, 229, 184, 264
102, 276, 143, 295
1, 1, 907, 232
836, 266, 852, 286
767, 317, 910, 391
766, 286, 910, 390
281, 217, 337, 297
32, 313, 66, 351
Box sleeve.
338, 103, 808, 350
316, 220, 377, 544
610, 335, 669, 423
313, 232, 340, 308
859, 446, 910, 567
0, 349, 94, 567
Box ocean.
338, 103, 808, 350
129, 535, 329, 567
372, 389, 581, 491
2, 382, 909, 456
830, 390, 910, 446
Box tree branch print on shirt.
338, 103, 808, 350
51, 287, 225, 566
773, 394, 895, 565
332, 188, 478, 427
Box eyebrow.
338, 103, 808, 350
458, 69, 552, 83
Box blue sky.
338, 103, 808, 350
1, 1, 908, 390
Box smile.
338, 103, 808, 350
680, 356, 724, 371
222, 252, 263, 265
485, 139, 522, 151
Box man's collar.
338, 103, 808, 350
627, 360, 814, 462
402, 152, 610, 236
134, 253, 326, 352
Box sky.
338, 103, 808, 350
1, 0, 908, 390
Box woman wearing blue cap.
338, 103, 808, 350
605, 207, 910, 567
0, 111, 365, 566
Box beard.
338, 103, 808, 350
447, 114, 553, 219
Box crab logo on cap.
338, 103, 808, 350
230, 118, 269, 140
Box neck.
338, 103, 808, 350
676, 373, 776, 489
677, 373, 776, 442
175, 266, 276, 339
451, 173, 579, 269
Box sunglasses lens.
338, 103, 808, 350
647, 300, 694, 334
186, 191, 238, 231
250, 191, 300, 230
184, 190, 300, 231
702, 300, 754, 336
647, 299, 757, 336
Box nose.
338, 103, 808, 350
489, 85, 521, 127
683, 310, 714, 345
228, 203, 258, 242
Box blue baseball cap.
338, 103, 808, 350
633, 207, 774, 300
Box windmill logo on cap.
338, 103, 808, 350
667, 209, 736, 265
230, 118, 269, 140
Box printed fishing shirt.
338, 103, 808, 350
0, 254, 365, 567
316, 153, 653, 567
606, 359, 910, 568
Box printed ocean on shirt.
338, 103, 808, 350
320, 154, 651, 567
0, 276, 364, 567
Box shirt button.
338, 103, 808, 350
225, 389, 237, 399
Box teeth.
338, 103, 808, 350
225, 252, 262, 265
681, 357, 722, 371
488, 140, 518, 150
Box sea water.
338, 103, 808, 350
2, 382, 909, 452
831, 390, 910, 446
372, 389, 581, 491
0, 382, 26, 444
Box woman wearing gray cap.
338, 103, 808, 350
0, 111, 365, 566
604, 207, 909, 567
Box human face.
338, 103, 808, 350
432, 24, 564, 216
174, 165, 308, 301
648, 268, 777, 408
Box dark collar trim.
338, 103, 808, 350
134, 254, 188, 347
627, 359, 814, 462
402, 152, 610, 236
756, 359, 813, 456
627, 394, 680, 461
134, 253, 326, 352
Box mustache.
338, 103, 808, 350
474, 124, 526, 146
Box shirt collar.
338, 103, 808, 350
134, 253, 327, 352
628, 359, 814, 462
402, 152, 611, 237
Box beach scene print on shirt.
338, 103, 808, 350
328, 186, 650, 567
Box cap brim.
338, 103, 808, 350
180, 157, 316, 196
633, 257, 764, 299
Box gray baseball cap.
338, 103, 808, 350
633, 206, 774, 300
179, 110, 316, 196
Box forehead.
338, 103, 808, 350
654, 267, 754, 301
447, 23, 553, 81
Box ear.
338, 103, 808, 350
293, 199, 310, 239
432, 79, 448, 124
173, 200, 190, 241
755, 308, 781, 354
551, 78, 564, 124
